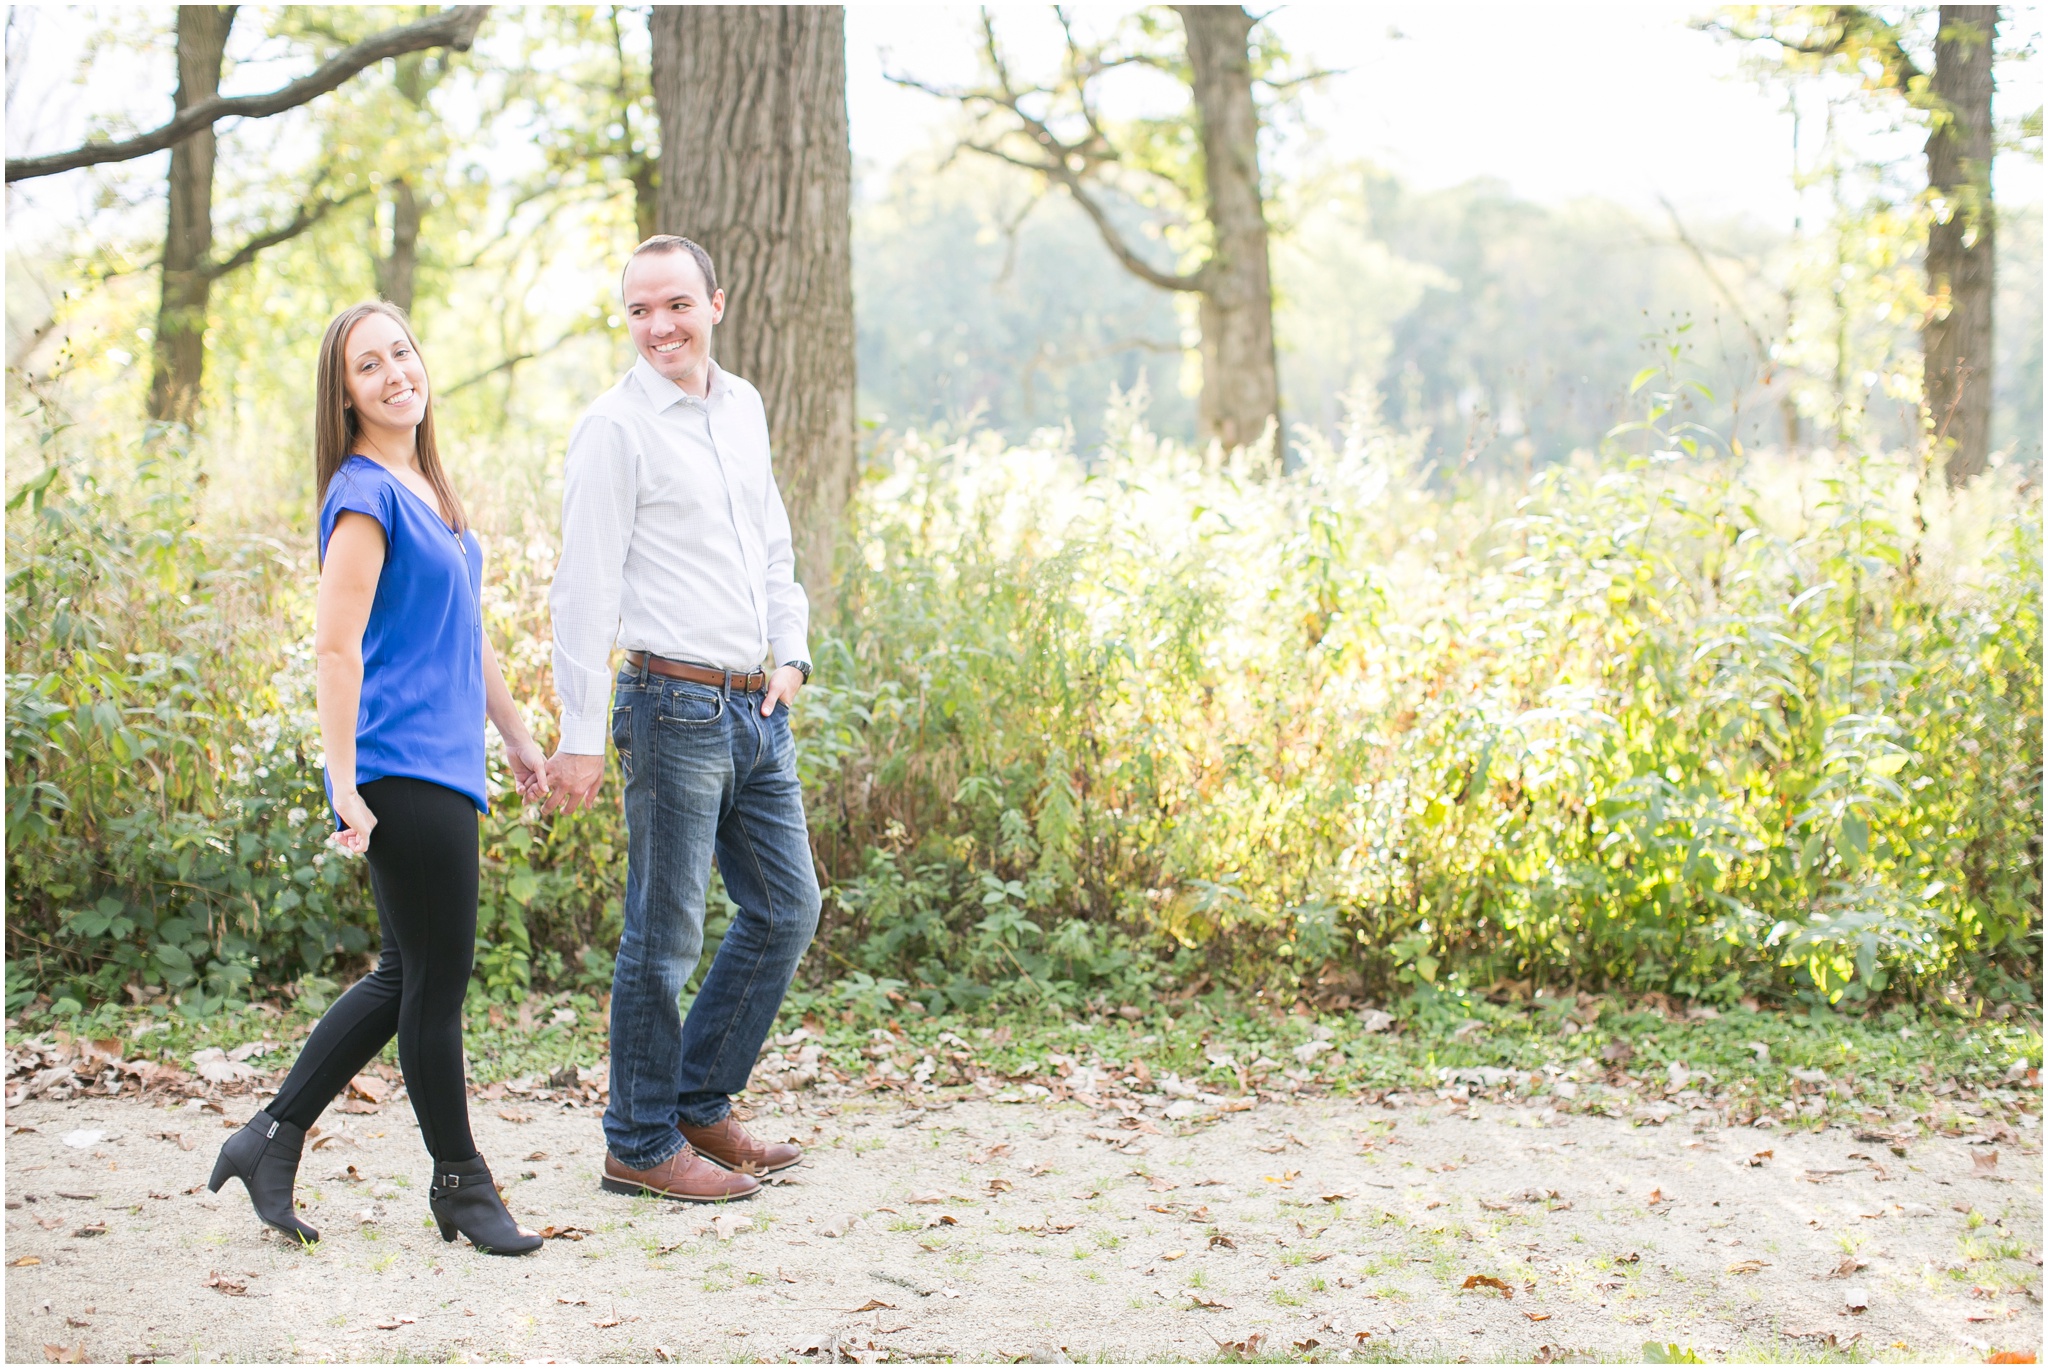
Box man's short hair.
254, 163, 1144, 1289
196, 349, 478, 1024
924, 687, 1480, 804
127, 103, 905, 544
629, 235, 718, 297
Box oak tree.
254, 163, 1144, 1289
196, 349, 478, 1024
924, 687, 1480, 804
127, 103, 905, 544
650, 5, 856, 607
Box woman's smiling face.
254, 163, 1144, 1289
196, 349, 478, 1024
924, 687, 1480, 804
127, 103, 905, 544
342, 312, 429, 437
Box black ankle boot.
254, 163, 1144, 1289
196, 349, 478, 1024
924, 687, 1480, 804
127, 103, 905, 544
429, 1154, 542, 1255
207, 1109, 319, 1243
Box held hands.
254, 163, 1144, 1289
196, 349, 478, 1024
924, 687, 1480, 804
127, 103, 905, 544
328, 788, 378, 857
544, 750, 606, 816
506, 735, 552, 806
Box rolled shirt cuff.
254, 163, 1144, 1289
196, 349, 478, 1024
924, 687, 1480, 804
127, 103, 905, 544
771, 636, 813, 673
557, 712, 611, 756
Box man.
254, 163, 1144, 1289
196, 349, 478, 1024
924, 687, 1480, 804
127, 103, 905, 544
546, 235, 820, 1204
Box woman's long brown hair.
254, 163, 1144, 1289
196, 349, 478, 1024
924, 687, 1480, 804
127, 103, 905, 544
313, 301, 467, 534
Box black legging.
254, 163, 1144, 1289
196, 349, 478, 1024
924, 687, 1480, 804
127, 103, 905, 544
268, 776, 480, 1162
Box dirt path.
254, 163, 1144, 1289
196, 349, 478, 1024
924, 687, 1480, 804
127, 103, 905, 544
6, 1089, 2040, 1364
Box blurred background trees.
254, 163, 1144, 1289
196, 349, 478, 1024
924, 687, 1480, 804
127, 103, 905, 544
3, 4, 2039, 1022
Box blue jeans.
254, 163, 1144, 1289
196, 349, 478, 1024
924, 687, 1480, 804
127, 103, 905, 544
602, 665, 822, 1170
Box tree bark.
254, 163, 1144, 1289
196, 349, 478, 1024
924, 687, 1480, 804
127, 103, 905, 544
377, 177, 421, 315
650, 6, 855, 611
1175, 5, 1281, 465
147, 6, 235, 428
1924, 5, 1997, 486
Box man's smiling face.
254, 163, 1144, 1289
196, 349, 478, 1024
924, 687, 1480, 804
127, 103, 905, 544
623, 249, 725, 391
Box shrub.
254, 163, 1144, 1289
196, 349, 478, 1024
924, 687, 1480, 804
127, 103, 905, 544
4, 387, 2038, 1018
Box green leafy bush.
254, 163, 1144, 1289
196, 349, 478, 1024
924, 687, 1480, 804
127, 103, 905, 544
4, 385, 2038, 1019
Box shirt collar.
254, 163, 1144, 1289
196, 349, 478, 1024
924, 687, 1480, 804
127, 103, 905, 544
630, 355, 730, 412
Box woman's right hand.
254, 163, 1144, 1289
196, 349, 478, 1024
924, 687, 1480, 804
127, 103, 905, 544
330, 787, 378, 856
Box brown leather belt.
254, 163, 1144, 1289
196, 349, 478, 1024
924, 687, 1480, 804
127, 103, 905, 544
625, 651, 767, 691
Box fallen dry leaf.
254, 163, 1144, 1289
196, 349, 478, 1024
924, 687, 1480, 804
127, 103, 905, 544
346, 1074, 388, 1103
1294, 1338, 1320, 1352
205, 1270, 247, 1295
374, 1317, 416, 1330
10, 1256, 42, 1267
1187, 1295, 1232, 1310
1160, 1250, 1186, 1262
1831, 1256, 1871, 1278
557, 1297, 589, 1306
497, 1110, 530, 1124
525, 1151, 548, 1161
72, 1222, 108, 1238
1462, 1274, 1514, 1299
985, 1178, 1013, 1194
1726, 1259, 1770, 1274
1320, 1191, 1356, 1204
1209, 1233, 1236, 1250
1974, 1150, 2000, 1173
42, 1343, 85, 1363
847, 1300, 896, 1313
1209, 1332, 1261, 1351
1524, 1312, 1552, 1322
1261, 1169, 1301, 1186
538, 1225, 591, 1241
705, 1213, 752, 1242
907, 1191, 951, 1205
1746, 1150, 1774, 1167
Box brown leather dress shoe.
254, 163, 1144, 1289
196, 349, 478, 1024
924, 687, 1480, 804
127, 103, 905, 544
601, 1144, 759, 1203
678, 1115, 803, 1175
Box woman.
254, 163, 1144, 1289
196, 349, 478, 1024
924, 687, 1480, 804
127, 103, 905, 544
209, 301, 547, 1255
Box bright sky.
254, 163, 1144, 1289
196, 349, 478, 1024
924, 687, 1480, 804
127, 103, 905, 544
5, 5, 2042, 254
846, 3, 2044, 225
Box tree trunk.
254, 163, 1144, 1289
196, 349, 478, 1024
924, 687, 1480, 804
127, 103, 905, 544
1924, 5, 1997, 486
1176, 5, 1281, 467
146, 5, 235, 427
650, 6, 855, 610
376, 177, 421, 315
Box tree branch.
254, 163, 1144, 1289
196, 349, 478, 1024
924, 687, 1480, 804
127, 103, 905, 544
6, 7, 488, 182
443, 327, 588, 396
202, 185, 368, 280
1055, 170, 1206, 293
1655, 193, 1770, 364
891, 15, 1203, 296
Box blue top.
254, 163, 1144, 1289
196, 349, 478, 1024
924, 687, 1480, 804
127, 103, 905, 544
319, 454, 488, 817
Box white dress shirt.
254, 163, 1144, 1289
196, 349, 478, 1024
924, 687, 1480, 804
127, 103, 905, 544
551, 356, 811, 755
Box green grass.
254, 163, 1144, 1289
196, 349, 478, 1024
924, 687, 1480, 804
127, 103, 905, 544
22, 991, 2037, 1131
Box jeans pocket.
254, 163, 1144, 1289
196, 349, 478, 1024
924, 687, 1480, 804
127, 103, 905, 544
661, 684, 727, 728
611, 703, 633, 782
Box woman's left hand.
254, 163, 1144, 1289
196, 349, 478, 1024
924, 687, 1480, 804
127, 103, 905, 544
507, 737, 551, 805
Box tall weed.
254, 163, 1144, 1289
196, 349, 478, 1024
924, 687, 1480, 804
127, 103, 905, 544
4, 385, 2037, 1019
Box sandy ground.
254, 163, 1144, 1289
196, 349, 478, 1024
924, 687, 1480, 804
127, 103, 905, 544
5, 1089, 2041, 1364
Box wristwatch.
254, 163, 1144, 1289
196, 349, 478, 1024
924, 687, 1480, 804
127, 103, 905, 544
787, 659, 812, 684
